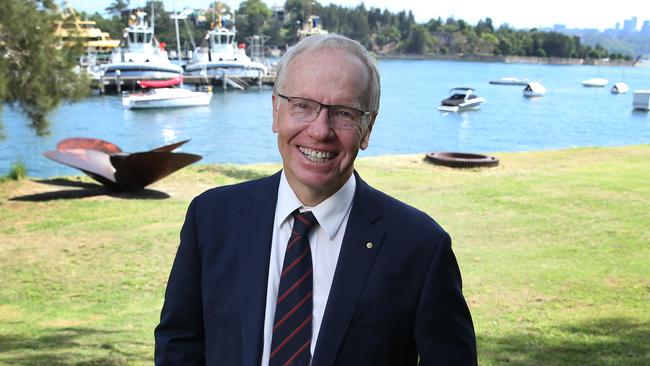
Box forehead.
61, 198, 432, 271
282, 49, 369, 105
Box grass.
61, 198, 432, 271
1, 146, 649, 365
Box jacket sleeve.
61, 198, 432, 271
154, 199, 206, 365
415, 231, 477, 366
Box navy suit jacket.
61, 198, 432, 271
155, 171, 477, 365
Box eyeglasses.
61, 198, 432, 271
276, 93, 375, 130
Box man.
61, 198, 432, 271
155, 34, 477, 366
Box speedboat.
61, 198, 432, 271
582, 78, 608, 87
489, 77, 528, 86
184, 14, 267, 81
122, 77, 212, 109
523, 81, 546, 97
100, 10, 182, 87
611, 82, 629, 94
438, 87, 485, 112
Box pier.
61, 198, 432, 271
94, 72, 276, 94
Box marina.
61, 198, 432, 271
1, 59, 650, 178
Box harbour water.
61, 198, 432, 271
1, 59, 649, 177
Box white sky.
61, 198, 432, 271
66, 0, 650, 31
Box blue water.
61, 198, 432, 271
1, 59, 650, 177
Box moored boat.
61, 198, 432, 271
122, 77, 212, 109
438, 87, 485, 112
632, 90, 650, 111
523, 81, 546, 97
100, 10, 182, 89
582, 78, 608, 87
489, 76, 528, 86
184, 13, 267, 83
611, 82, 629, 94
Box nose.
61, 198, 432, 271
306, 107, 334, 140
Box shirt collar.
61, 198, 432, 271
276, 171, 356, 240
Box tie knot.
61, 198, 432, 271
292, 210, 317, 236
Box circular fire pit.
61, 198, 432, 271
425, 152, 499, 168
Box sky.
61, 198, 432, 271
66, 0, 650, 31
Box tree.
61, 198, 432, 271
236, 0, 272, 41
0, 0, 89, 135
105, 0, 130, 15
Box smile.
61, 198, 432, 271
299, 146, 335, 163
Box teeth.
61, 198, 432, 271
299, 147, 333, 162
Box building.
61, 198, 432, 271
642, 20, 650, 35
623, 16, 638, 33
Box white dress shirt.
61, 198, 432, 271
260, 171, 356, 365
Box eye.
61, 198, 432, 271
293, 101, 311, 110
333, 108, 359, 121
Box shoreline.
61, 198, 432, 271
374, 53, 644, 67
8, 144, 650, 180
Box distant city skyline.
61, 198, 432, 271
66, 0, 650, 31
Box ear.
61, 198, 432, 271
272, 94, 279, 133
359, 114, 376, 150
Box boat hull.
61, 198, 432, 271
582, 78, 608, 87
123, 90, 212, 109
185, 61, 268, 78
101, 62, 183, 86
633, 90, 650, 111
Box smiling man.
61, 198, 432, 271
155, 34, 477, 366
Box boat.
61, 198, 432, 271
297, 15, 329, 40
54, 5, 121, 77
184, 12, 267, 83
100, 10, 183, 88
611, 82, 629, 94
122, 76, 212, 109
523, 81, 546, 97
632, 90, 650, 111
438, 87, 486, 112
489, 77, 528, 86
582, 78, 608, 87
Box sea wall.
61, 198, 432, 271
375, 53, 640, 67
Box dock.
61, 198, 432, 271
94, 72, 276, 94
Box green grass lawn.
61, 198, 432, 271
1, 146, 649, 365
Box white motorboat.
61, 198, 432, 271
582, 78, 608, 87
438, 87, 485, 112
489, 76, 528, 86
611, 82, 629, 94
122, 77, 212, 109
101, 10, 182, 86
184, 14, 267, 80
632, 90, 650, 111
523, 81, 546, 97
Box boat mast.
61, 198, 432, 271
173, 0, 182, 63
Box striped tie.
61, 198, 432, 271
270, 211, 318, 366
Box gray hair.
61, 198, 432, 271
272, 34, 381, 114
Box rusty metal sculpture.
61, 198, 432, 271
44, 138, 202, 190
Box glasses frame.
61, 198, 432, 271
276, 93, 376, 129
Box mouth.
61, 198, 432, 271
299, 146, 336, 163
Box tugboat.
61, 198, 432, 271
438, 87, 486, 112
184, 10, 267, 83
100, 9, 183, 90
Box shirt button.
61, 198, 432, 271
366, 242, 373, 249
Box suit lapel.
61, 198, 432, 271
236, 172, 281, 366
312, 173, 386, 366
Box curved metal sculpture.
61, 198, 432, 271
44, 138, 202, 190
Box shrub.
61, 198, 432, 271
8, 161, 27, 180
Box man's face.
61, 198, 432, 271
272, 49, 375, 205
